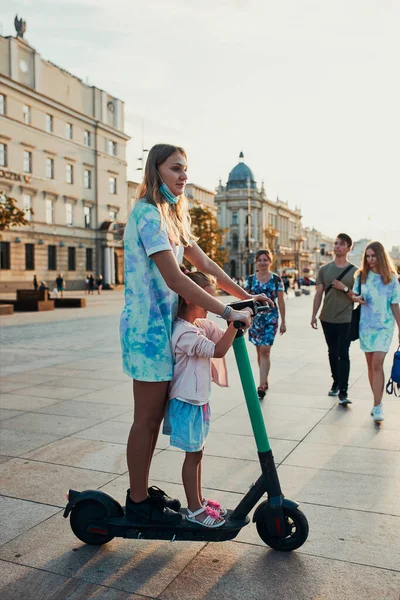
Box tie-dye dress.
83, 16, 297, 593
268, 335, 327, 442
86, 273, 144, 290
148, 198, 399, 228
120, 199, 183, 381
354, 272, 400, 353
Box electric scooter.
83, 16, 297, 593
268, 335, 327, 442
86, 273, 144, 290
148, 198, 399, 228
64, 299, 309, 551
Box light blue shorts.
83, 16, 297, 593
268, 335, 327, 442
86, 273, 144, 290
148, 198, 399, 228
162, 398, 211, 453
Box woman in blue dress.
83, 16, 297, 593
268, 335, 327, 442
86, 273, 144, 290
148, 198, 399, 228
351, 242, 400, 423
244, 249, 286, 399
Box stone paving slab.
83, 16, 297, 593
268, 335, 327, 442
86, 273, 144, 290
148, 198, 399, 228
1, 412, 103, 437
0, 393, 61, 411
305, 423, 400, 451
3, 385, 90, 401
0, 561, 143, 600
23, 438, 129, 475
31, 400, 130, 421
0, 429, 64, 456
278, 464, 400, 515
0, 409, 23, 421
157, 542, 400, 600
0, 458, 116, 506
0, 496, 59, 546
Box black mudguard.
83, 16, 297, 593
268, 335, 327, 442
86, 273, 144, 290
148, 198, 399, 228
63, 489, 124, 519
252, 497, 299, 523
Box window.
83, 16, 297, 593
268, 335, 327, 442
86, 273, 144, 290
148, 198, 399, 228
23, 104, 31, 125
84, 169, 92, 189
23, 150, 32, 173
48, 245, 57, 270
45, 157, 54, 179
84, 130, 91, 147
84, 205, 92, 228
0, 94, 5, 115
108, 177, 117, 195
66, 164, 73, 184
68, 246, 76, 271
23, 194, 32, 221
66, 202, 74, 226
107, 140, 117, 155
45, 199, 54, 224
46, 114, 53, 132
25, 243, 35, 270
66, 123, 73, 139
0, 143, 7, 167
86, 248, 93, 271
232, 211, 238, 225
109, 209, 117, 221
0, 241, 10, 269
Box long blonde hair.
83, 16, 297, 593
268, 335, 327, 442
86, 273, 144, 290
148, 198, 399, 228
359, 241, 396, 285
136, 144, 192, 246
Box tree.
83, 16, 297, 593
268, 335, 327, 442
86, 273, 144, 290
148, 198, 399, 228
189, 206, 228, 268
0, 192, 32, 231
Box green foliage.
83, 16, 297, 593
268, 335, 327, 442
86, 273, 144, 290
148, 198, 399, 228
189, 206, 228, 268
0, 192, 32, 231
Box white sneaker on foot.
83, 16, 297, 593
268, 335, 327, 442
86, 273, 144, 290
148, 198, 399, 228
372, 404, 384, 423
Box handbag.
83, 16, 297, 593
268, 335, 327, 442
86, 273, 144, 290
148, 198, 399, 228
348, 275, 361, 342
386, 345, 400, 397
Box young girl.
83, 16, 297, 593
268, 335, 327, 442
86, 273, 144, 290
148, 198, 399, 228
120, 144, 270, 525
343, 242, 400, 423
163, 270, 240, 528
244, 249, 286, 399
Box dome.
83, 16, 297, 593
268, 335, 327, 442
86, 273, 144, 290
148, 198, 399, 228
227, 152, 257, 190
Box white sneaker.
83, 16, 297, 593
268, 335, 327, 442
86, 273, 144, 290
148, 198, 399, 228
372, 404, 384, 423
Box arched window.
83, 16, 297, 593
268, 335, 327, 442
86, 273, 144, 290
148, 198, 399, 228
231, 232, 239, 250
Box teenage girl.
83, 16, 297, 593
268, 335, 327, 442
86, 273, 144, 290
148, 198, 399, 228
334, 241, 400, 423
120, 144, 271, 525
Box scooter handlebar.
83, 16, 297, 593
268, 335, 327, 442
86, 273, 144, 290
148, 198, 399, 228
228, 300, 270, 330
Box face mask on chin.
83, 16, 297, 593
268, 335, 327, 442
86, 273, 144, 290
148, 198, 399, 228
159, 182, 179, 205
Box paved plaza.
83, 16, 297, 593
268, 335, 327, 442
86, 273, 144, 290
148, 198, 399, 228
0, 290, 399, 599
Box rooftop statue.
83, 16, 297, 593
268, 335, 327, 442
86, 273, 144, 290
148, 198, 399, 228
14, 14, 27, 38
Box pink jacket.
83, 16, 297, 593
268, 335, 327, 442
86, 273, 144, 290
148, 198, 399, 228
168, 318, 229, 405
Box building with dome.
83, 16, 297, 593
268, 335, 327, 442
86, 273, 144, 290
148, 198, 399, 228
216, 152, 310, 278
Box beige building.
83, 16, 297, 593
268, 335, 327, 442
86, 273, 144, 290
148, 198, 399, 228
185, 183, 216, 213
0, 23, 130, 291
216, 152, 309, 278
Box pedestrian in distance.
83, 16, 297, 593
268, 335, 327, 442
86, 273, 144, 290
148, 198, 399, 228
281, 271, 290, 295
96, 274, 103, 294
88, 274, 95, 294
311, 233, 358, 405
55, 273, 65, 298
33, 274, 38, 291
333, 241, 400, 423
163, 269, 242, 528
243, 249, 286, 399
85, 274, 90, 295
120, 143, 271, 527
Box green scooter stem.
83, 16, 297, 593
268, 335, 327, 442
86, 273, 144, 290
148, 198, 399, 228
232, 332, 271, 453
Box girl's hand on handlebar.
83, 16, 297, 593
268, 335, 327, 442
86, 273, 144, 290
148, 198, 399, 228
246, 293, 274, 308
229, 307, 252, 330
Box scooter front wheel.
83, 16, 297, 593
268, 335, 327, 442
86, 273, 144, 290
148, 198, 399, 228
256, 504, 309, 551
70, 500, 114, 545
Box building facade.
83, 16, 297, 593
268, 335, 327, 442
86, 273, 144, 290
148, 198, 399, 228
185, 183, 216, 213
0, 25, 130, 291
215, 153, 310, 278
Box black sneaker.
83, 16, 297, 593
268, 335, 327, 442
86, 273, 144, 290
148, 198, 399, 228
328, 383, 339, 397
148, 485, 181, 512
125, 490, 182, 525
338, 391, 352, 405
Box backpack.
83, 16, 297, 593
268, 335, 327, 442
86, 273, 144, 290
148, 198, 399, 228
386, 346, 400, 397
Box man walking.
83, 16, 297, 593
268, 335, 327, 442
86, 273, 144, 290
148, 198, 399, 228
311, 233, 357, 405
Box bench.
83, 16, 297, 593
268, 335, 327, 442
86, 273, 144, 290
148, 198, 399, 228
0, 304, 14, 316
14, 289, 54, 311
54, 298, 86, 308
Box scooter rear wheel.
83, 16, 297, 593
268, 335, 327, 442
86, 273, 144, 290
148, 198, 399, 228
256, 505, 309, 551
70, 500, 114, 545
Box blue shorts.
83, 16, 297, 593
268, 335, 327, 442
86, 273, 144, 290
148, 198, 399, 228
162, 398, 211, 453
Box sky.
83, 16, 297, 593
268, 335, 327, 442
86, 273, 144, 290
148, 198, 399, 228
1, 0, 399, 248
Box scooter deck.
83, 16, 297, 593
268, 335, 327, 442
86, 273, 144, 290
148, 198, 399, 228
88, 509, 250, 542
